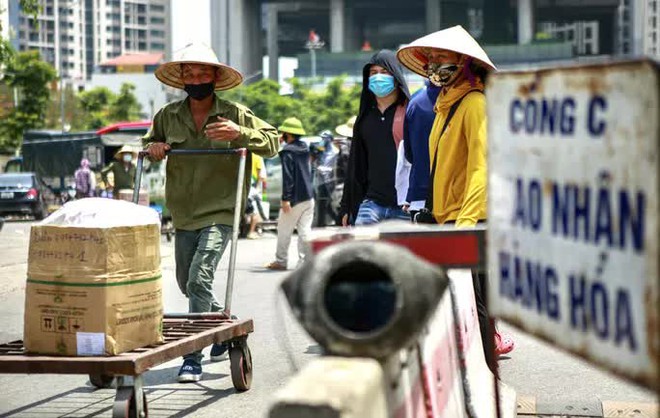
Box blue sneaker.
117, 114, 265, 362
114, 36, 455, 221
210, 343, 228, 362
177, 359, 202, 383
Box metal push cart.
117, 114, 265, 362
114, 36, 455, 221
0, 148, 253, 418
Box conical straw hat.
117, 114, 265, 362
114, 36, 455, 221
155, 43, 243, 91
114, 144, 139, 160
397, 25, 496, 77
335, 116, 357, 138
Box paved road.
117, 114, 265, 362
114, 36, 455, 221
0, 220, 655, 417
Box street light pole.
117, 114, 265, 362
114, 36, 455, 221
60, 77, 65, 132
310, 48, 316, 79
305, 30, 324, 80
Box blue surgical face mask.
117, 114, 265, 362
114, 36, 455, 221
368, 74, 396, 97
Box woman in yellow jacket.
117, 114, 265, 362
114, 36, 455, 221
397, 26, 514, 369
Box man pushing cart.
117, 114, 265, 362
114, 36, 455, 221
143, 42, 279, 382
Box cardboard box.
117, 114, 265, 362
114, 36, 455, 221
117, 189, 150, 206
24, 223, 163, 356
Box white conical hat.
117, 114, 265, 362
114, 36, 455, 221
335, 115, 356, 138
155, 43, 243, 91
397, 25, 496, 77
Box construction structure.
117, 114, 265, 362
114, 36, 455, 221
209, 0, 654, 82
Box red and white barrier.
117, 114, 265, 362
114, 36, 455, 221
290, 224, 518, 418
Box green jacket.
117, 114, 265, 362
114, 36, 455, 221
101, 161, 135, 191
143, 96, 278, 230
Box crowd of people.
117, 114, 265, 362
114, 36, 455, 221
91, 23, 518, 382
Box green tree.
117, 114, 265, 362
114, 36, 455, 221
0, 50, 57, 151
77, 86, 115, 129
297, 76, 361, 136
108, 82, 142, 122
44, 83, 79, 130
220, 77, 360, 137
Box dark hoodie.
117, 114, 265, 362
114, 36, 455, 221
339, 50, 411, 223
280, 138, 314, 206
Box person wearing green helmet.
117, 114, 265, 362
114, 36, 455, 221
265, 117, 314, 270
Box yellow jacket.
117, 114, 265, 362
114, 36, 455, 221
428, 79, 487, 226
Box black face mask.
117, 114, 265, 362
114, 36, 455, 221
184, 82, 215, 101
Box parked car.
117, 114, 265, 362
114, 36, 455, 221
0, 173, 50, 220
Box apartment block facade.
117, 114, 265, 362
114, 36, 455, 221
617, 0, 659, 56
7, 0, 171, 82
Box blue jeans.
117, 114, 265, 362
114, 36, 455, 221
175, 225, 232, 364
355, 199, 409, 225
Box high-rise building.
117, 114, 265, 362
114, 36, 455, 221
644, 0, 659, 55
618, 0, 660, 57
92, 0, 171, 65
8, 0, 171, 82
13, 0, 87, 81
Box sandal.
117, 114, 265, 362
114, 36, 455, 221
494, 332, 515, 356
265, 261, 287, 271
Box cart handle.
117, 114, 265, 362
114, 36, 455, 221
133, 147, 248, 316
138, 148, 248, 158
134, 147, 249, 202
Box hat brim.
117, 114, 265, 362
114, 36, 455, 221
335, 124, 353, 138
279, 127, 306, 136
155, 60, 244, 91
397, 26, 497, 78
397, 46, 496, 78
115, 149, 138, 159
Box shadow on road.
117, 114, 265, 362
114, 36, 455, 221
1, 364, 237, 418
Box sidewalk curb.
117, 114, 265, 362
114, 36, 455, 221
516, 395, 658, 417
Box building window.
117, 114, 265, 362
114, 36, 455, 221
150, 42, 165, 50
150, 17, 164, 25
150, 4, 165, 12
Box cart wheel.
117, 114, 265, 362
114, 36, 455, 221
166, 232, 172, 242
89, 373, 115, 389
112, 386, 148, 418
229, 341, 252, 391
